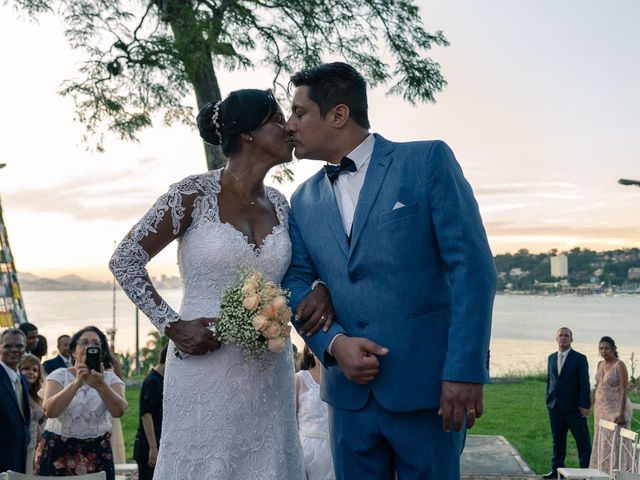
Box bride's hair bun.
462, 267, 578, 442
196, 100, 223, 146
196, 89, 278, 156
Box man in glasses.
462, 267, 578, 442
0, 328, 31, 473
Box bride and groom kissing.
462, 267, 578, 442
110, 61, 497, 479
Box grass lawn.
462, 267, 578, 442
120, 377, 640, 473
122, 386, 141, 462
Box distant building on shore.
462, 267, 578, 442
629, 267, 640, 280
550, 254, 568, 278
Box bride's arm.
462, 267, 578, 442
109, 179, 219, 354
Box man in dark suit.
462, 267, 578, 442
43, 334, 72, 374
544, 327, 591, 479
0, 328, 31, 473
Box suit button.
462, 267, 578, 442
356, 322, 369, 330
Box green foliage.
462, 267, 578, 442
139, 330, 169, 374
10, 0, 449, 168
122, 385, 141, 461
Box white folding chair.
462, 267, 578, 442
0, 472, 106, 479
618, 428, 639, 473
558, 419, 618, 479
614, 470, 640, 480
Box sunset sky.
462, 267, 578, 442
1, 0, 639, 281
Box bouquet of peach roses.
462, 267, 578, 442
213, 269, 293, 358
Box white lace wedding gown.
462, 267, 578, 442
110, 169, 305, 479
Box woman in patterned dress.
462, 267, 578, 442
589, 336, 632, 472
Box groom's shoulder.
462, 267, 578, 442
376, 135, 453, 161
290, 168, 326, 204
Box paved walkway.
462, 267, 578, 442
461, 435, 539, 478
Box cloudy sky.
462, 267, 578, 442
1, 0, 639, 281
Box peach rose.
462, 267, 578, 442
262, 321, 281, 339
241, 281, 258, 295
251, 315, 269, 331
268, 336, 287, 353
247, 272, 262, 284
260, 305, 278, 318
243, 294, 261, 311
270, 295, 287, 311
279, 307, 293, 323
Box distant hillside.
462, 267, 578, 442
17, 273, 111, 291
17, 272, 182, 291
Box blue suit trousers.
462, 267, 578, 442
329, 394, 466, 480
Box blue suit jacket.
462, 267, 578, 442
546, 349, 590, 413
43, 355, 68, 375
0, 366, 31, 473
283, 135, 497, 412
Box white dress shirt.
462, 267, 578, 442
332, 134, 375, 235
0, 359, 20, 392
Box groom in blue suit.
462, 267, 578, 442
283, 63, 497, 479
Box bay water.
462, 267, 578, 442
21, 290, 639, 379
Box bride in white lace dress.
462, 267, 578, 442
110, 89, 332, 479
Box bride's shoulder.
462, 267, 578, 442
167, 169, 221, 197
265, 186, 290, 208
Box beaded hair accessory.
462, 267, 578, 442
211, 100, 223, 144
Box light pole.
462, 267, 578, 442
618, 178, 640, 187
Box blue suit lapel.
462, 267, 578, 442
349, 135, 394, 256
319, 174, 350, 258
0, 365, 21, 415
559, 350, 573, 377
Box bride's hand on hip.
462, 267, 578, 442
166, 318, 221, 355
296, 284, 334, 336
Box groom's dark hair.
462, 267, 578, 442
289, 62, 370, 130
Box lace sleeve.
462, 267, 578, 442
109, 176, 203, 334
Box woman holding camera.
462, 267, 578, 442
35, 326, 127, 479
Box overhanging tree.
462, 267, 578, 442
9, 0, 449, 171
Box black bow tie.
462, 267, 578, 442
324, 157, 357, 183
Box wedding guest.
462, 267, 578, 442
43, 334, 72, 374
134, 345, 168, 480
544, 327, 591, 479
589, 336, 632, 472
36, 326, 127, 480
18, 354, 47, 474
296, 346, 335, 480
32, 334, 48, 360
18, 322, 39, 355
0, 328, 31, 473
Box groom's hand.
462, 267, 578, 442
165, 318, 220, 355
439, 381, 484, 432
331, 335, 389, 384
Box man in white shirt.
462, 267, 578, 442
0, 328, 31, 473
283, 62, 496, 480
544, 327, 591, 479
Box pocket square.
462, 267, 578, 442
393, 201, 406, 210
